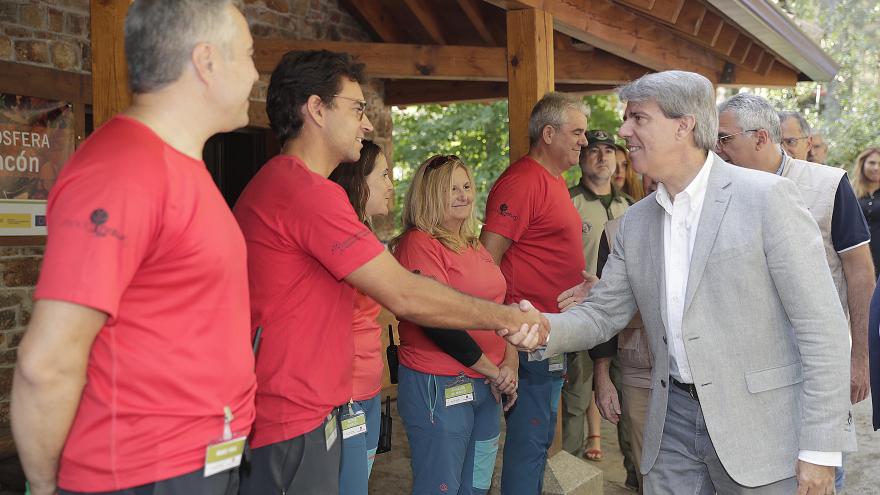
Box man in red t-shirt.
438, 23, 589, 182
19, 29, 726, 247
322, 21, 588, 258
11, 2, 260, 495
481, 92, 589, 495
235, 50, 546, 495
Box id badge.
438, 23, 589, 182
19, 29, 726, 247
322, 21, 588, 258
444, 379, 474, 407
341, 409, 367, 439
324, 412, 338, 451
548, 354, 564, 373
203, 436, 246, 477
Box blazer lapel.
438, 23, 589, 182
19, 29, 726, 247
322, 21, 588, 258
683, 159, 732, 315
648, 202, 669, 330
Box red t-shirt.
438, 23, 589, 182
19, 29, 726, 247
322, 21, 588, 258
393, 230, 507, 378
483, 156, 585, 313
234, 155, 384, 448
351, 290, 383, 401
35, 116, 256, 492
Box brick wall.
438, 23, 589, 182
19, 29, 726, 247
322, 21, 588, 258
0, 0, 395, 428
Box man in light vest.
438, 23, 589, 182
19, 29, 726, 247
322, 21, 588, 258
717, 92, 874, 492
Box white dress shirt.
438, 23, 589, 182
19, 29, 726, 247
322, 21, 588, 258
655, 152, 840, 467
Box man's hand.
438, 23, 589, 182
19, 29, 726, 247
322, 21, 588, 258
593, 358, 621, 423
496, 300, 549, 352
850, 355, 869, 404
557, 270, 599, 312
795, 460, 835, 495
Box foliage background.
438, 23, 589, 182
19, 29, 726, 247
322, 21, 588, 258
387, 0, 879, 233
390, 96, 623, 228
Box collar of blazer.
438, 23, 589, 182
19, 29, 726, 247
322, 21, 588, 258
649, 156, 734, 319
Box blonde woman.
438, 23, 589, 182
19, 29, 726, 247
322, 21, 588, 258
853, 147, 880, 276
391, 155, 518, 495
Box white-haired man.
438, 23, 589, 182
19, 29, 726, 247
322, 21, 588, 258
504, 71, 854, 494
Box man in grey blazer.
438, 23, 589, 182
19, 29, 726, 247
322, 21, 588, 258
502, 71, 855, 494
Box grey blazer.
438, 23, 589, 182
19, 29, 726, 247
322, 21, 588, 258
539, 157, 855, 487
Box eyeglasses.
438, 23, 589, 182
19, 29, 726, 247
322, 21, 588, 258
332, 94, 367, 121
716, 129, 759, 149
781, 136, 809, 148
425, 154, 461, 172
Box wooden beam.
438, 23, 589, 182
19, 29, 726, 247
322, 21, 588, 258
403, 0, 447, 45
506, 9, 554, 161
90, 0, 131, 127
253, 39, 651, 85
487, 0, 724, 80
0, 61, 92, 104
457, 0, 497, 45
675, 0, 706, 36
384, 80, 615, 105
339, 0, 405, 42
248, 100, 270, 129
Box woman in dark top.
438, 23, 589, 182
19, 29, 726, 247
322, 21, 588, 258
852, 147, 880, 275
391, 154, 518, 495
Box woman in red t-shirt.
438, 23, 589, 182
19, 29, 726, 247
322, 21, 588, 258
329, 140, 393, 495
390, 155, 519, 495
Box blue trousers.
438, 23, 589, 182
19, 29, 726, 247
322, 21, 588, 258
500, 354, 564, 495
339, 394, 381, 495
398, 365, 501, 495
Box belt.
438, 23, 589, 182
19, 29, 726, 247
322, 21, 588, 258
670, 377, 699, 401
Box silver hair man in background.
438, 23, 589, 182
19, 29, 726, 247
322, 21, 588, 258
503, 70, 855, 495
778, 110, 813, 160
717, 92, 873, 493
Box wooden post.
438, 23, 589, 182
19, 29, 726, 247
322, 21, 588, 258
505, 8, 565, 457
90, 0, 131, 128
505, 8, 554, 161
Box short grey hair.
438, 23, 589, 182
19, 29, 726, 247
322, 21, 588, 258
125, 0, 245, 93
777, 110, 811, 137
618, 70, 717, 151
528, 92, 590, 147
717, 93, 781, 144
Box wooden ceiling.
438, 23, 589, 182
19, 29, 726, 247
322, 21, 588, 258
252, 0, 813, 105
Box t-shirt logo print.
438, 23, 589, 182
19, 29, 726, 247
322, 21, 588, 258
90, 208, 108, 234
499, 203, 519, 221
582, 221, 592, 234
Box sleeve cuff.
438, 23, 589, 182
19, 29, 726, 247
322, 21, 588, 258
798, 450, 842, 467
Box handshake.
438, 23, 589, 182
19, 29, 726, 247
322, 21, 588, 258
496, 299, 550, 352
496, 271, 598, 352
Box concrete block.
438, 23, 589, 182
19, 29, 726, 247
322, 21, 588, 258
542, 450, 603, 495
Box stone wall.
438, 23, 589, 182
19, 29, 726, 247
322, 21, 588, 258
0, 0, 395, 428
0, 0, 90, 73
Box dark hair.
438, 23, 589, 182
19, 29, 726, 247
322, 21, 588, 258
266, 50, 367, 144
328, 140, 382, 228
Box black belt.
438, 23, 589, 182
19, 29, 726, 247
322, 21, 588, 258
671, 377, 699, 401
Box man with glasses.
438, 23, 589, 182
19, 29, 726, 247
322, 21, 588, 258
717, 93, 873, 492
778, 110, 813, 160
808, 131, 829, 164
234, 50, 545, 494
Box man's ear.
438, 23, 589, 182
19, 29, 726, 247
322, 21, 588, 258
191, 42, 215, 85
542, 124, 555, 145
677, 115, 696, 139
754, 129, 770, 150
304, 95, 326, 127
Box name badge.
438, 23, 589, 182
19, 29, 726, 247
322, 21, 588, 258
445, 381, 474, 407
341, 409, 367, 439
203, 436, 246, 477
325, 412, 338, 451
548, 354, 564, 373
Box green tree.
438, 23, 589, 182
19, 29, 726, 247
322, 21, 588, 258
765, 0, 880, 169
390, 94, 624, 231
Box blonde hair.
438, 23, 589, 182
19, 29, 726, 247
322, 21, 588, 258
616, 148, 645, 201
852, 147, 880, 198
391, 155, 481, 253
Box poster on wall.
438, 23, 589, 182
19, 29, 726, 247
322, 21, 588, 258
0, 93, 74, 236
